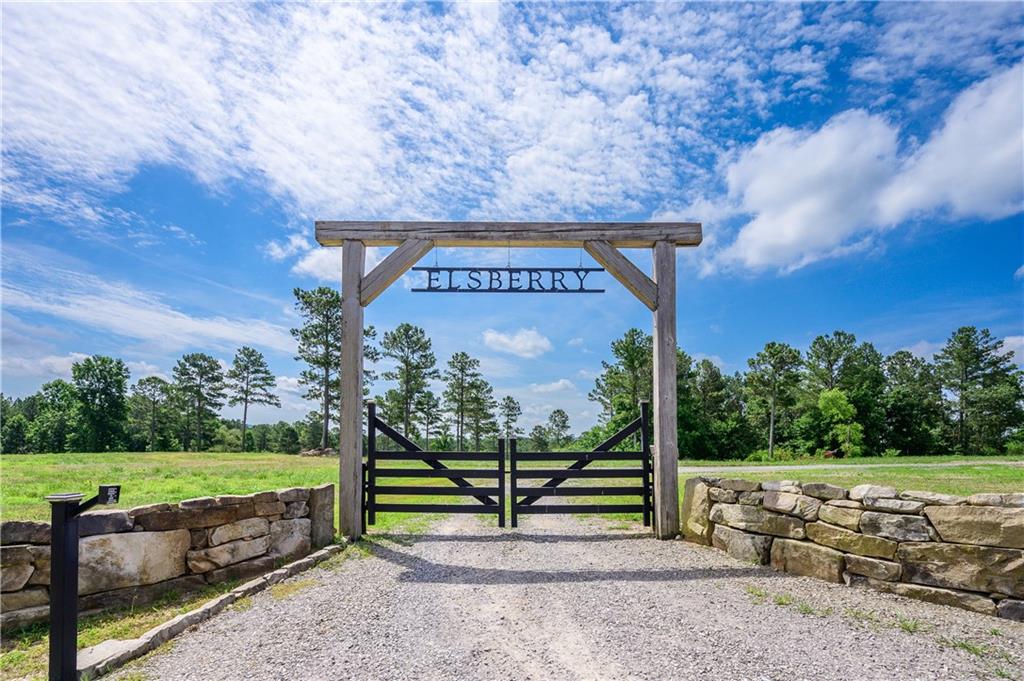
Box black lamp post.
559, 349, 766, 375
46, 485, 121, 681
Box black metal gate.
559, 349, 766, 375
364, 402, 506, 528
510, 402, 652, 528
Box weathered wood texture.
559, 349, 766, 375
317, 221, 702, 248
651, 240, 679, 539
339, 240, 365, 539
360, 239, 433, 305
583, 240, 657, 311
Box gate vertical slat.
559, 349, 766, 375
367, 402, 377, 526
498, 439, 506, 528
510, 438, 518, 528
640, 401, 652, 527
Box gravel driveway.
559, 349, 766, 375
118, 514, 1023, 681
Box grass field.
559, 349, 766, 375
1, 451, 1021, 522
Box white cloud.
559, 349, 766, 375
2, 247, 295, 355
1, 352, 89, 379
529, 378, 576, 394
719, 110, 898, 271
902, 340, 943, 359
482, 328, 553, 359
879, 63, 1024, 224
265, 234, 310, 262
715, 63, 1024, 273
1004, 336, 1024, 367
567, 337, 585, 347
1016, 265, 1024, 280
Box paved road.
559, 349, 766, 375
119, 514, 1022, 681
680, 459, 1024, 475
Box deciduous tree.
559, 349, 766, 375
71, 355, 129, 451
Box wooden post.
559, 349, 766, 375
339, 240, 365, 540
651, 240, 679, 539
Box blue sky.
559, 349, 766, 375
2, 2, 1022, 432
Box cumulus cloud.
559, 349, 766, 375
714, 63, 1024, 273
482, 328, 553, 359
1004, 336, 1024, 367
1, 352, 89, 379
529, 378, 576, 394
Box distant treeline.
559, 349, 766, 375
1, 287, 1021, 460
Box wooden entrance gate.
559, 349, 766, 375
364, 402, 506, 528
510, 402, 652, 529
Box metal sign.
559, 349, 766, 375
411, 267, 604, 293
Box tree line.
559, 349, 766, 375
581, 326, 1022, 460
2, 283, 1020, 459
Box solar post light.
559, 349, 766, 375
45, 485, 121, 681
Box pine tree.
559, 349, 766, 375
381, 323, 439, 437
498, 395, 522, 439
226, 346, 281, 451
443, 352, 482, 450
128, 376, 172, 452
547, 408, 571, 447
466, 378, 497, 450
292, 287, 378, 449
172, 353, 226, 451
414, 390, 442, 451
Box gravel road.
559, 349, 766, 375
119, 514, 1023, 681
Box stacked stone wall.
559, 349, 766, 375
1, 483, 334, 631
680, 477, 1023, 621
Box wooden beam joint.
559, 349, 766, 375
583, 240, 658, 311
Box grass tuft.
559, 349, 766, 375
269, 578, 317, 600
943, 638, 989, 656
895, 616, 924, 633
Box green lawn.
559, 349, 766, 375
2, 451, 1020, 523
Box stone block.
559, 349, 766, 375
708, 487, 738, 503
78, 529, 191, 595
718, 478, 760, 492
214, 495, 251, 506
0, 604, 49, 632
278, 487, 310, 503
270, 518, 312, 559
187, 535, 271, 573
681, 478, 713, 545
25, 547, 50, 586
968, 493, 1024, 508
862, 497, 925, 515
189, 528, 209, 549
127, 503, 171, 517
252, 491, 279, 503
179, 496, 218, 510
255, 501, 287, 517
737, 491, 764, 506
1, 544, 34, 565
308, 483, 335, 549
997, 599, 1024, 622
802, 483, 846, 500
0, 586, 48, 611
709, 503, 805, 539
860, 511, 933, 542
204, 555, 277, 584
849, 484, 896, 501
1, 564, 34, 592
283, 501, 309, 519
761, 480, 802, 493
1, 521, 50, 545
844, 573, 996, 616
900, 490, 965, 506
770, 538, 845, 583
78, 575, 206, 612
923, 505, 1024, 549
818, 504, 863, 531
806, 521, 897, 559
897, 542, 1024, 597
845, 554, 901, 581
763, 491, 821, 521
79, 510, 133, 536
209, 517, 270, 547
134, 503, 255, 531
712, 525, 773, 565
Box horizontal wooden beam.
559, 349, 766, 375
360, 239, 433, 306
316, 221, 702, 248
584, 240, 658, 311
